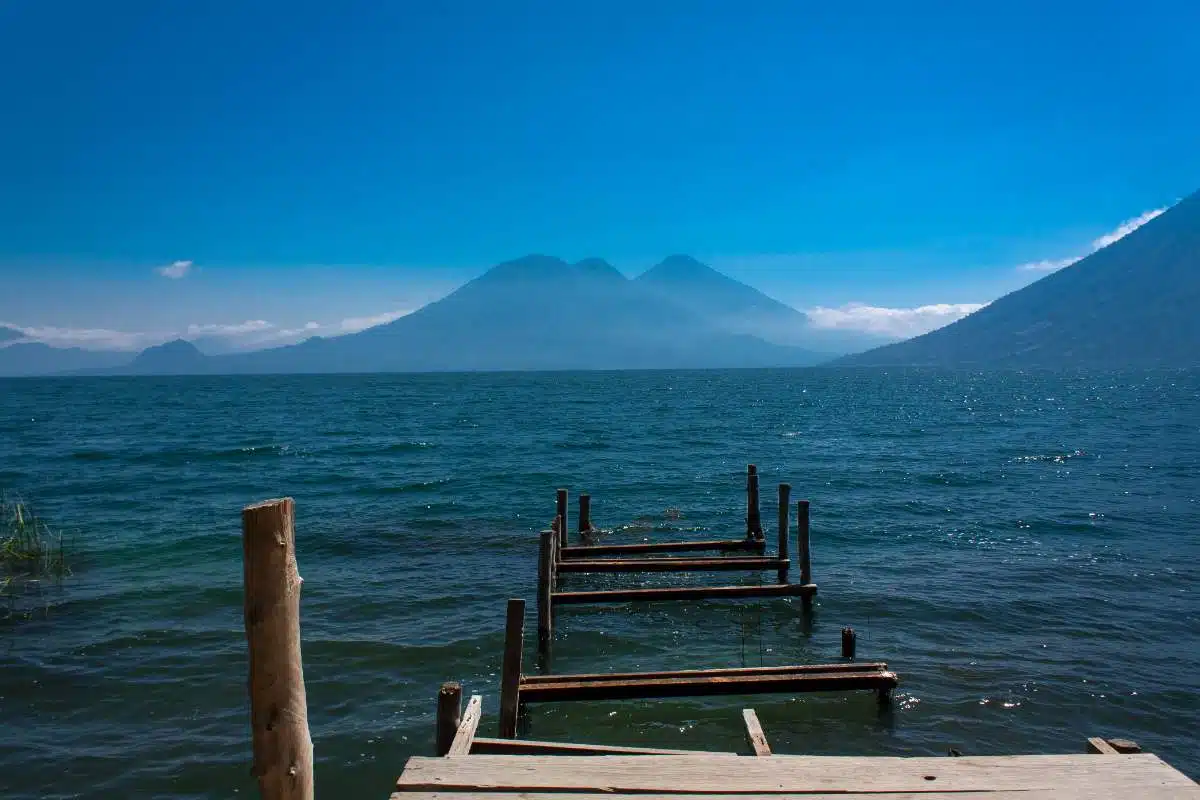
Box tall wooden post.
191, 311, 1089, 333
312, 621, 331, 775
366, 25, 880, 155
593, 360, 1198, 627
797, 499, 812, 611
556, 489, 569, 547
841, 627, 857, 659
776, 483, 791, 584
499, 598, 525, 739
537, 530, 554, 660
746, 465, 762, 539
242, 497, 314, 800
578, 493, 591, 534
436, 682, 463, 756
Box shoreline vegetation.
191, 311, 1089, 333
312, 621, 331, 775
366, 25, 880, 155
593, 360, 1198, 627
2, 495, 71, 618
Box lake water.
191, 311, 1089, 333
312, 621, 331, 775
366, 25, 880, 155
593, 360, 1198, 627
1, 369, 1198, 798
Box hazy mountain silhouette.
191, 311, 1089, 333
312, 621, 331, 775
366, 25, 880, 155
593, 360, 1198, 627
206, 255, 824, 373
0, 335, 127, 376
636, 255, 891, 354
837, 191, 1200, 367
123, 339, 210, 374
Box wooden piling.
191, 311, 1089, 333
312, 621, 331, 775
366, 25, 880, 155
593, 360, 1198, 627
241, 497, 313, 800
776, 483, 791, 584
446, 695, 482, 756
746, 465, 762, 539
436, 682, 463, 756
556, 489, 569, 547
842, 627, 857, 659
797, 499, 812, 610
578, 493, 591, 534
499, 598, 525, 739
537, 530, 554, 657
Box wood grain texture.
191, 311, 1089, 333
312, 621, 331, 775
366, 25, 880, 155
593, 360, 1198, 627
742, 709, 771, 756
520, 662, 888, 685
498, 598, 525, 739
242, 497, 313, 800
394, 792, 1187, 800
1086, 737, 1120, 755
396, 753, 1200, 795
517, 669, 898, 702
469, 738, 735, 756
446, 696, 481, 757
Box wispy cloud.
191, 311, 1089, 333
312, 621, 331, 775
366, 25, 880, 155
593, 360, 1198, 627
339, 309, 412, 333
1014, 206, 1168, 275
186, 320, 273, 337
156, 260, 193, 279
806, 302, 986, 339
0, 322, 162, 351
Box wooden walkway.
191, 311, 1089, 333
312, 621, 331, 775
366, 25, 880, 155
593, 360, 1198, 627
394, 752, 1200, 799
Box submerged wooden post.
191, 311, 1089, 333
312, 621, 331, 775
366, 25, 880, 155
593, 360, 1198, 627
436, 682, 463, 756
242, 497, 314, 800
797, 499, 812, 610
537, 531, 554, 659
842, 627, 857, 659
555, 489, 569, 548
499, 598, 525, 739
746, 465, 762, 539
578, 493, 591, 534
776, 483, 791, 584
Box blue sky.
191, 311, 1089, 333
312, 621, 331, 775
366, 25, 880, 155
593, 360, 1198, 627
1, 0, 1196, 349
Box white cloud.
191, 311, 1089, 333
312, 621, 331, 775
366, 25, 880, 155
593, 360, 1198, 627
1013, 206, 1169, 275
186, 320, 273, 337
807, 302, 986, 339
156, 260, 193, 279
1091, 207, 1166, 250
338, 309, 412, 333
1016, 257, 1080, 273
1, 322, 162, 351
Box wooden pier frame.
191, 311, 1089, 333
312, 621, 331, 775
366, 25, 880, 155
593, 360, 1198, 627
555, 489, 569, 548
557, 555, 788, 573
498, 600, 894, 738
742, 708, 771, 756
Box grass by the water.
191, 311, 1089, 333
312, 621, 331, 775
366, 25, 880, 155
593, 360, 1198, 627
1, 496, 70, 607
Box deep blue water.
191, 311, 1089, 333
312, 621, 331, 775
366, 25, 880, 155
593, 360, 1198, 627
1, 369, 1198, 798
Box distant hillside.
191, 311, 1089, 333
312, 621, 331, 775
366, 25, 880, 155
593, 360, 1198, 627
0, 338, 128, 376
208, 255, 824, 373
837, 191, 1200, 368
636, 255, 891, 355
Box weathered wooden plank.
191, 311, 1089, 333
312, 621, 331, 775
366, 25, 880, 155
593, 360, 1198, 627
560, 539, 765, 558
556, 490, 569, 548
469, 738, 735, 756
518, 669, 898, 702
520, 662, 889, 685
558, 556, 789, 574
446, 695, 481, 757
393, 792, 1183, 800
537, 531, 553, 655
552, 582, 817, 605
396, 753, 1200, 795
1087, 736, 1120, 755
742, 708, 771, 756
776, 483, 790, 583
498, 599, 524, 739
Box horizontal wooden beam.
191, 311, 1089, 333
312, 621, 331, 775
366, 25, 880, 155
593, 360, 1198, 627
559, 538, 764, 558
469, 737, 733, 757
552, 582, 817, 605
521, 662, 889, 685
1087, 737, 1120, 755
557, 556, 788, 574
518, 669, 898, 703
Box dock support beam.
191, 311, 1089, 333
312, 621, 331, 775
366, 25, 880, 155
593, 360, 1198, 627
436, 682, 462, 756
242, 497, 314, 800
777, 483, 791, 584
556, 489, 569, 547
842, 627, 857, 659
537, 530, 554, 663
499, 598, 525, 739
578, 493, 591, 535
746, 465, 762, 540
797, 499, 812, 611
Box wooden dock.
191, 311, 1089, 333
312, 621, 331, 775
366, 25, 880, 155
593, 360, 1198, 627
393, 752, 1199, 799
